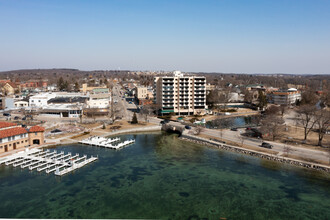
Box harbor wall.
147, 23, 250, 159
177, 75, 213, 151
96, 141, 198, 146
102, 125, 162, 137
181, 133, 330, 173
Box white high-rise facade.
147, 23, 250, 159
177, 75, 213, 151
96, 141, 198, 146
154, 73, 207, 115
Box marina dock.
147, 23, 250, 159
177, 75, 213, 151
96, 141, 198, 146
78, 136, 135, 149
0, 148, 98, 176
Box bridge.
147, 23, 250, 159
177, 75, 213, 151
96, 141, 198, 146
161, 124, 184, 136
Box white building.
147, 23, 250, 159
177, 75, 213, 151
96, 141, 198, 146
86, 93, 111, 108
154, 72, 207, 115
40, 104, 83, 118
270, 88, 302, 105
14, 101, 29, 108
29, 93, 57, 108
29, 92, 88, 108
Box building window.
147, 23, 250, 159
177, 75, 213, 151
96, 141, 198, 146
21, 141, 24, 143
25, 140, 28, 142
9, 144, 11, 146
17, 142, 19, 144
0, 139, 2, 143
35, 132, 37, 135
8, 137, 11, 141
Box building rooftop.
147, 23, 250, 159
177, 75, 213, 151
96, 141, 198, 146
29, 126, 45, 133
0, 127, 27, 139
0, 122, 17, 129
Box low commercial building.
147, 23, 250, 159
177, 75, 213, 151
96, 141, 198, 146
29, 93, 57, 107
14, 100, 29, 108
0, 122, 45, 153
80, 83, 108, 93
29, 92, 88, 108
86, 93, 111, 108
40, 104, 83, 118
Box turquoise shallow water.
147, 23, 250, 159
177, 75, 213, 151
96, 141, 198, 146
0, 132, 329, 219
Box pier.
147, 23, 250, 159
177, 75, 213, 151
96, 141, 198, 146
0, 148, 98, 176
78, 136, 135, 150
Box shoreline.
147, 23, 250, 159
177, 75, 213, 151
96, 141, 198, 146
3, 126, 329, 174
180, 133, 330, 173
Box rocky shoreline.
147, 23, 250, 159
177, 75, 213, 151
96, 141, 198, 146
180, 135, 330, 173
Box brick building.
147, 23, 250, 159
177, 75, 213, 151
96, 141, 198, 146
0, 122, 45, 153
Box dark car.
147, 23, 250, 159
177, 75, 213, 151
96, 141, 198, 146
14, 116, 20, 120
230, 128, 238, 131
185, 125, 191, 129
261, 142, 273, 149
3, 113, 11, 117
22, 117, 26, 120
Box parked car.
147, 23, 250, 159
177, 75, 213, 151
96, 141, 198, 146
22, 117, 26, 120
185, 125, 191, 129
3, 113, 11, 117
14, 116, 20, 120
260, 142, 273, 149
230, 128, 238, 131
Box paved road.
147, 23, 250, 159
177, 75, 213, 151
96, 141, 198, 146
200, 127, 329, 163
112, 84, 138, 121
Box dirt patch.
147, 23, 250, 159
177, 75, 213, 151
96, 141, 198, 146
263, 125, 330, 152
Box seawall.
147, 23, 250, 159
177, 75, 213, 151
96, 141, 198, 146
101, 125, 162, 137
180, 133, 330, 173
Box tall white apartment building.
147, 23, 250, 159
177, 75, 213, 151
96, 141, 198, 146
154, 72, 207, 115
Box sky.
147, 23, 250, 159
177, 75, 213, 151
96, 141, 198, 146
0, 0, 330, 74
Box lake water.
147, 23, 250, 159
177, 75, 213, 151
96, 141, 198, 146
0, 132, 329, 219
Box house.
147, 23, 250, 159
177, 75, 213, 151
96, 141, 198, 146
1, 82, 20, 95
0, 122, 45, 153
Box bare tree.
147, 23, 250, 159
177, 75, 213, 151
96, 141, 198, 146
140, 105, 153, 122
109, 102, 121, 123
279, 104, 287, 117
85, 108, 98, 122
242, 88, 253, 103
283, 144, 293, 156
237, 132, 245, 147
314, 109, 330, 147
194, 126, 204, 135
296, 105, 317, 141
265, 105, 280, 115
261, 115, 285, 141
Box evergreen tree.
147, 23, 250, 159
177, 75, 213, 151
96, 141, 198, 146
57, 77, 64, 91
74, 82, 80, 92
257, 90, 267, 110
131, 112, 138, 124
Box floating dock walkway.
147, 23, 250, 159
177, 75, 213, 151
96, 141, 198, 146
78, 136, 135, 150
0, 148, 98, 176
